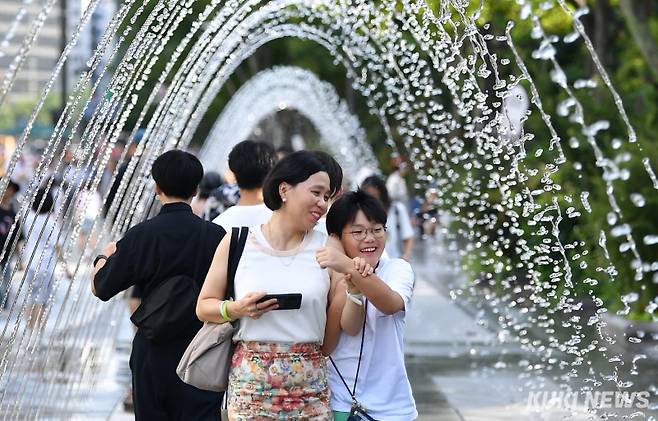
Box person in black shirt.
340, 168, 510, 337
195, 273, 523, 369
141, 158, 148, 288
0, 180, 20, 310
92, 150, 225, 420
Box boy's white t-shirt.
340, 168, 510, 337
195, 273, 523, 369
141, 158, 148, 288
385, 201, 414, 259
212, 203, 272, 231
328, 256, 417, 420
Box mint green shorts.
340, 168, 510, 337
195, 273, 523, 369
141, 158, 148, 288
333, 410, 350, 421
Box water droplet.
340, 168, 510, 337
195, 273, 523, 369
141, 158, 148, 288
584, 120, 610, 136
574, 79, 598, 89
564, 31, 580, 43
607, 213, 618, 226
621, 292, 639, 304
643, 236, 658, 246
630, 193, 645, 207
580, 192, 591, 213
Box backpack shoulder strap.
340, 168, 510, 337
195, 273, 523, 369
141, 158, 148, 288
226, 226, 248, 300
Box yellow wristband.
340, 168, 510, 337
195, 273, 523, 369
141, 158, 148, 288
220, 300, 233, 322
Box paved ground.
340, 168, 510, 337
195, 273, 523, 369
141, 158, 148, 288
405, 276, 592, 421
404, 240, 604, 421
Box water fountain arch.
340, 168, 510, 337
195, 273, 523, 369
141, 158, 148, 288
198, 66, 377, 180
0, 0, 656, 418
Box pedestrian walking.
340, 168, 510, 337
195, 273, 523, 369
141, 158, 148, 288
212, 140, 276, 231
92, 150, 225, 420
0, 180, 20, 309
361, 175, 414, 261
191, 171, 223, 219
22, 188, 62, 329
386, 156, 409, 203
103, 130, 142, 222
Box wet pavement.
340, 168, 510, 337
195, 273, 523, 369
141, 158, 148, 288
404, 274, 592, 421
0, 262, 130, 420
404, 238, 658, 420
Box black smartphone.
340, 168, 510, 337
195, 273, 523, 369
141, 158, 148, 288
256, 293, 302, 310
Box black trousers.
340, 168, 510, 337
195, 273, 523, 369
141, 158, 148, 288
130, 330, 223, 420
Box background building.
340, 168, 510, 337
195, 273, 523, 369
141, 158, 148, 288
0, 0, 116, 100
0, 0, 64, 99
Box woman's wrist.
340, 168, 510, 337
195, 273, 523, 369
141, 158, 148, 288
347, 267, 364, 281
225, 300, 239, 320
338, 253, 358, 274
338, 260, 353, 275
219, 300, 233, 322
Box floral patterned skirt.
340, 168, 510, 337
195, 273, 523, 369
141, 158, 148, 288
227, 341, 332, 420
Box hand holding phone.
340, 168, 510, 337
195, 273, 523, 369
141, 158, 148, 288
256, 293, 302, 310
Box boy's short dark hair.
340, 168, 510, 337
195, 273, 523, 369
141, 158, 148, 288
326, 190, 387, 238
32, 188, 54, 214
151, 150, 203, 199
262, 150, 342, 211
228, 140, 276, 190
361, 175, 391, 209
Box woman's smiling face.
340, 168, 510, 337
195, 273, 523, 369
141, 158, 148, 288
283, 171, 331, 229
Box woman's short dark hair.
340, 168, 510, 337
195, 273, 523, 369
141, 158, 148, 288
314, 150, 343, 193
262, 150, 342, 211
360, 175, 391, 209
326, 190, 387, 238
32, 188, 54, 214
151, 149, 204, 199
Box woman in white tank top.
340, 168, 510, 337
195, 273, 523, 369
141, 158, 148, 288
197, 151, 346, 420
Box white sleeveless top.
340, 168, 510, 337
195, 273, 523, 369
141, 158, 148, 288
233, 226, 330, 344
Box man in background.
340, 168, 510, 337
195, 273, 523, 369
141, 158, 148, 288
212, 140, 276, 230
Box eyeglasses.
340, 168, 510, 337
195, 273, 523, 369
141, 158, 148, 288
345, 226, 386, 241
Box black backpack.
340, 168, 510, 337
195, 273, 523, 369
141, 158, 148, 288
130, 222, 225, 342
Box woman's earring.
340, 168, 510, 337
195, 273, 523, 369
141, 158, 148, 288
282, 197, 286, 203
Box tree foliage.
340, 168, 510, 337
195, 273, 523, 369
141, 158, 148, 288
461, 0, 658, 320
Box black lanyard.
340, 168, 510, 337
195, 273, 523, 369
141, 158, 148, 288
329, 299, 368, 402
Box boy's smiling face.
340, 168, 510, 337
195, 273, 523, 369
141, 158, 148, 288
340, 210, 386, 268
